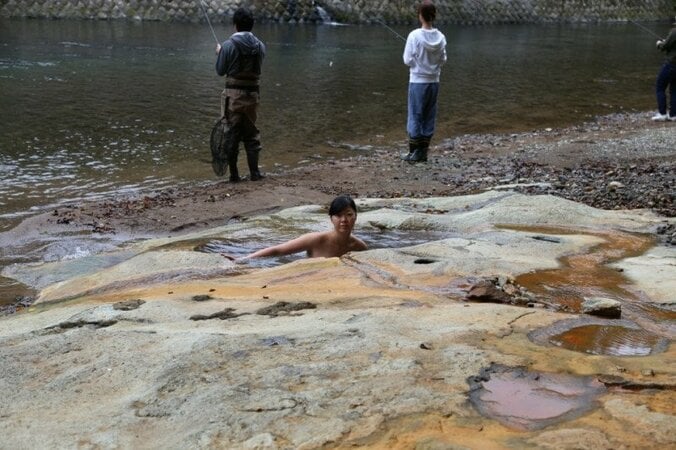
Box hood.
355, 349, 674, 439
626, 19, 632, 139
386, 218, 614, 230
231, 32, 262, 56
418, 29, 446, 51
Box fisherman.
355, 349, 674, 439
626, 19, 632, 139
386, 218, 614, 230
651, 17, 676, 121
215, 7, 266, 181
223, 195, 368, 261
401, 0, 447, 163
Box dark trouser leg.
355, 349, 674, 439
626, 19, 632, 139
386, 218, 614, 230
407, 82, 437, 163
669, 63, 676, 118
656, 63, 670, 115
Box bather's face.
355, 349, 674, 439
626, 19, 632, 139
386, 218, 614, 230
331, 207, 357, 234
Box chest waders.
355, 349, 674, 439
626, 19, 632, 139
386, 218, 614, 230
211, 36, 264, 181
221, 79, 263, 181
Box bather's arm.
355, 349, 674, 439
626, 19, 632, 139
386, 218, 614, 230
223, 232, 322, 262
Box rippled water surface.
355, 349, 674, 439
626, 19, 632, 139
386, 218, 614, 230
0, 19, 666, 228
549, 324, 667, 356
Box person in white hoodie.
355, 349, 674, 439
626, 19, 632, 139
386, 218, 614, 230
401, 1, 447, 163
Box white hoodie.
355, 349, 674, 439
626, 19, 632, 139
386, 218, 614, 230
403, 28, 447, 83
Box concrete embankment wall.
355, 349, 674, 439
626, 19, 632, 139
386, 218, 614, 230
0, 0, 674, 24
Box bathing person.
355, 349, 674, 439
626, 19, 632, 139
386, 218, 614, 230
229, 195, 367, 261
215, 7, 266, 181
652, 17, 676, 121
401, 0, 447, 163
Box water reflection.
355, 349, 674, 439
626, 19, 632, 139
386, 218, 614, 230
529, 317, 671, 357
549, 324, 666, 356
0, 19, 666, 227
468, 364, 606, 431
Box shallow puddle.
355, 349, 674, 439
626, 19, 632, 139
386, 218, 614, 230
468, 364, 605, 431
548, 324, 666, 356
503, 226, 674, 355
507, 225, 654, 312
529, 317, 670, 356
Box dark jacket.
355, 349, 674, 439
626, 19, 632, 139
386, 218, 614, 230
216, 32, 265, 81
657, 27, 676, 63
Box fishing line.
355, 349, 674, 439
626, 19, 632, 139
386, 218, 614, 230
198, 0, 221, 45
375, 18, 407, 42
624, 0, 666, 40
628, 19, 663, 40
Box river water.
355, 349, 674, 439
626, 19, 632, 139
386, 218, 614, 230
0, 18, 667, 232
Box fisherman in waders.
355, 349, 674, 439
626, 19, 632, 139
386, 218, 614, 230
401, 1, 447, 163
651, 17, 676, 121
215, 7, 266, 181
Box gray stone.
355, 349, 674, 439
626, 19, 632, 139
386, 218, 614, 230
581, 296, 622, 318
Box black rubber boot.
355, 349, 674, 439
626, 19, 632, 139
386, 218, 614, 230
401, 141, 417, 161
229, 168, 240, 182
228, 154, 240, 182
245, 144, 263, 181
407, 146, 428, 163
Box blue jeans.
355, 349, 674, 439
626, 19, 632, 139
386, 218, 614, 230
407, 82, 439, 142
655, 62, 676, 116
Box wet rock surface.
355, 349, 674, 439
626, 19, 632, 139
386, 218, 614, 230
0, 193, 673, 449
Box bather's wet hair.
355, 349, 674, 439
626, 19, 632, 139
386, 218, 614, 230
233, 7, 254, 32
329, 195, 357, 216
418, 1, 436, 23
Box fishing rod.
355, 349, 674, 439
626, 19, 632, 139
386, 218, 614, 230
375, 18, 407, 42
628, 19, 663, 40
198, 0, 221, 45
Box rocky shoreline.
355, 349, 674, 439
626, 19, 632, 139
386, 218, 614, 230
0, 112, 674, 317
38, 112, 676, 233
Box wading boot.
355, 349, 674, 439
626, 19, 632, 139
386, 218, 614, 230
229, 169, 241, 183
228, 155, 241, 182
246, 146, 264, 181
407, 146, 428, 163
401, 142, 417, 161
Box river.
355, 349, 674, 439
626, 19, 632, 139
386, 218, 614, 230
0, 18, 667, 232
